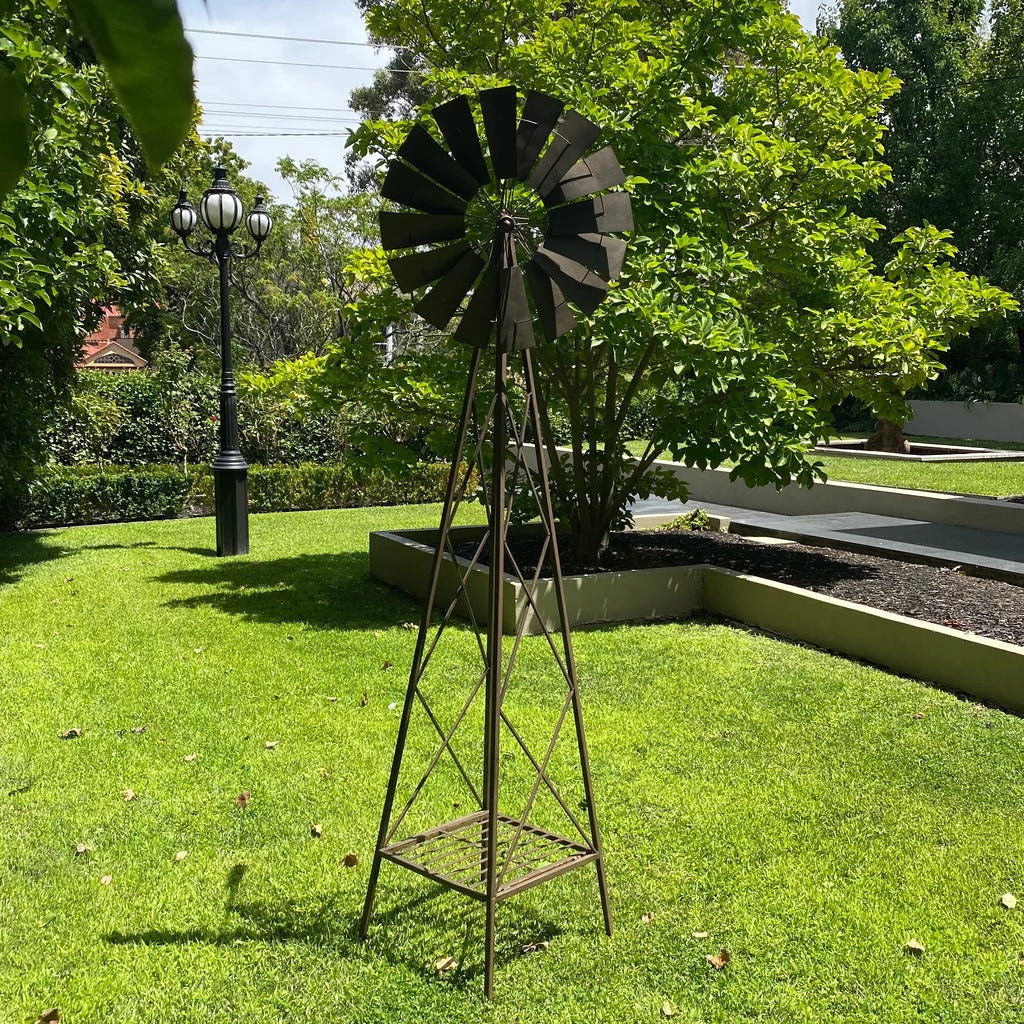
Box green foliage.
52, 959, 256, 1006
820, 0, 1024, 401
0, 0, 192, 194
43, 354, 350, 471
0, 0, 204, 527
18, 460, 457, 527
346, 0, 1014, 564
656, 508, 715, 532
22, 463, 200, 527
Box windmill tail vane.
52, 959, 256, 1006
360, 85, 633, 1000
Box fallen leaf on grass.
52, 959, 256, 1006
326, 696, 337, 704
381, 660, 393, 671
175, 851, 189, 863
434, 956, 457, 973
183, 753, 197, 763
661, 1000, 677, 1018
706, 949, 730, 969
264, 740, 279, 750
36, 1009, 59, 1023
692, 930, 709, 940
640, 912, 655, 924
131, 725, 148, 734
100, 875, 112, 885
913, 712, 925, 720
343, 853, 358, 868
905, 938, 925, 956
1001, 893, 1017, 910
122, 788, 136, 802
387, 702, 398, 712
60, 728, 82, 740
360, 691, 370, 707
236, 791, 250, 809
310, 823, 323, 838
318, 768, 330, 780
401, 621, 416, 630
521, 940, 549, 954
74, 843, 91, 856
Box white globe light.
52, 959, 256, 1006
169, 191, 198, 237
246, 197, 273, 242
199, 168, 245, 234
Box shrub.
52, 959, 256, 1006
18, 462, 456, 528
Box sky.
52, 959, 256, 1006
180, 0, 825, 202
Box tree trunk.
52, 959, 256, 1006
572, 516, 611, 571
865, 417, 910, 453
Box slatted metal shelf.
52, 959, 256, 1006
381, 810, 596, 903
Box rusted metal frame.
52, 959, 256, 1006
360, 346, 486, 940
523, 347, 613, 937
381, 849, 488, 902
495, 851, 599, 901
417, 394, 500, 671
384, 809, 490, 851
384, 670, 486, 845
497, 709, 591, 843
496, 689, 574, 885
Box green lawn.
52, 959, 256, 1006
2, 508, 1024, 1022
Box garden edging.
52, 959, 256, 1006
369, 524, 1024, 713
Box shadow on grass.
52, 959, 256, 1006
103, 863, 565, 985
0, 531, 68, 587
155, 552, 418, 631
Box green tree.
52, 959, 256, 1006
0, 0, 201, 524
341, 0, 1012, 565
819, 0, 984, 246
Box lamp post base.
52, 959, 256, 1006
213, 463, 249, 556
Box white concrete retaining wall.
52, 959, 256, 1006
907, 400, 1024, 444
659, 461, 1024, 535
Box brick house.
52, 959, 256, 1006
77, 307, 148, 371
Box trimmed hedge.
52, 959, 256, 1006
20, 462, 456, 529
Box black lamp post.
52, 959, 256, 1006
169, 167, 272, 556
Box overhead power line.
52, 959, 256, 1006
195, 54, 413, 73
203, 100, 359, 114
202, 130, 351, 137
187, 28, 380, 48
203, 109, 362, 123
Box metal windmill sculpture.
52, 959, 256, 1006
359, 86, 633, 999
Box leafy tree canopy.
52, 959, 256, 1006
0, 0, 203, 525
336, 0, 1013, 564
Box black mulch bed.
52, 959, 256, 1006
456, 529, 1024, 647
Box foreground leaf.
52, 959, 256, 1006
1001, 893, 1017, 910
905, 938, 925, 955
64, 0, 194, 166
36, 1009, 59, 1024
343, 852, 358, 867
0, 70, 29, 198
60, 728, 82, 740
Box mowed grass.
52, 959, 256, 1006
2, 507, 1024, 1023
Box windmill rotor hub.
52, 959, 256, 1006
498, 213, 516, 233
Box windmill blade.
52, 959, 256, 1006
546, 192, 633, 236
527, 110, 601, 197
480, 85, 519, 180
515, 91, 565, 180
379, 212, 466, 251
388, 241, 473, 293
433, 95, 491, 186
542, 146, 626, 206
398, 124, 482, 202
524, 260, 576, 342
544, 232, 627, 282
454, 264, 499, 347
533, 246, 610, 316
499, 265, 536, 351
381, 160, 468, 215
414, 249, 486, 328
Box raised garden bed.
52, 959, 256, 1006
369, 522, 1024, 713
815, 440, 1024, 462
